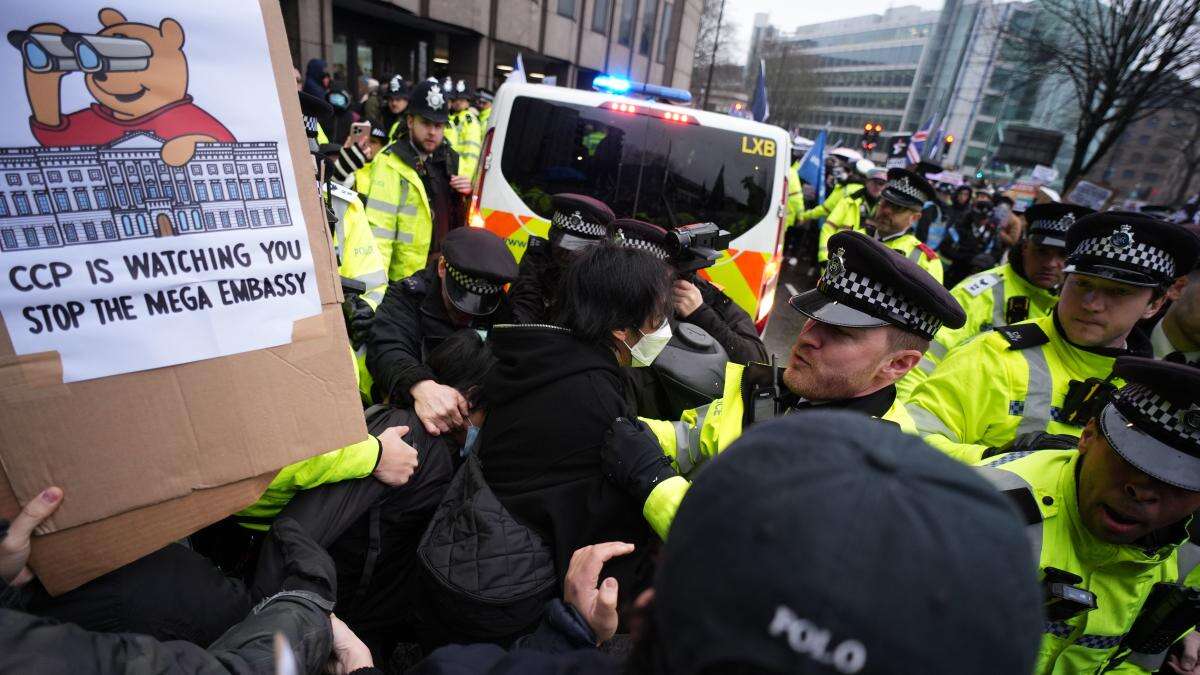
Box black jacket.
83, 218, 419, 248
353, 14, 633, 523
367, 268, 511, 404
687, 277, 767, 364
508, 238, 564, 325
478, 325, 656, 597
0, 518, 333, 675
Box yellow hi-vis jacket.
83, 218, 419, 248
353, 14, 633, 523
445, 108, 482, 179
479, 106, 492, 128
328, 181, 388, 401
817, 184, 868, 264
879, 230, 943, 284
364, 141, 438, 282
905, 314, 1126, 465
786, 162, 804, 228
977, 450, 1200, 674
639, 362, 915, 539
797, 181, 856, 223
896, 262, 1058, 401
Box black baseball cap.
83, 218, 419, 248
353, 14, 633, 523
880, 168, 937, 211
406, 80, 450, 124
1063, 212, 1200, 287
790, 231, 966, 340
441, 228, 518, 316
655, 412, 1043, 674
1023, 202, 1094, 249
549, 193, 615, 251
1100, 357, 1200, 491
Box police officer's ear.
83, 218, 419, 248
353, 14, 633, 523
1077, 418, 1101, 459
1166, 275, 1189, 303
436, 257, 447, 279
1143, 289, 1171, 319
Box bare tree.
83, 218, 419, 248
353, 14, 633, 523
1002, 0, 1200, 188
1171, 90, 1200, 205
691, 0, 740, 106
759, 35, 820, 134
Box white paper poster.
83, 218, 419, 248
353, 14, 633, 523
0, 2, 321, 382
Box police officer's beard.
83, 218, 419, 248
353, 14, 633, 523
783, 362, 873, 402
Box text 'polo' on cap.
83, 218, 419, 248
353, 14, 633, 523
1023, 202, 1094, 249
1099, 357, 1200, 492
789, 230, 965, 340
1063, 211, 1200, 287
655, 412, 1044, 675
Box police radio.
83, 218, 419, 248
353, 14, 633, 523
1104, 583, 1200, 672
1042, 567, 1097, 622
668, 222, 731, 273
1060, 375, 1118, 427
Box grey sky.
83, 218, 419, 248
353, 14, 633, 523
725, 0, 946, 63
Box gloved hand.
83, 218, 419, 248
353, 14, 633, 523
603, 417, 677, 504
342, 295, 374, 348
982, 431, 1079, 458
331, 144, 367, 183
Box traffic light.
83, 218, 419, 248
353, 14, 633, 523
861, 122, 883, 152
942, 134, 955, 154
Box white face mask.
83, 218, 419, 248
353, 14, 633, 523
625, 318, 672, 368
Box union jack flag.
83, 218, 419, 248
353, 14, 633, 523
907, 116, 936, 165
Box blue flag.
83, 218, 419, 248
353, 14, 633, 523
750, 59, 769, 123
798, 130, 826, 203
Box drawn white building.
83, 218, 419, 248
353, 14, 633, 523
0, 132, 293, 252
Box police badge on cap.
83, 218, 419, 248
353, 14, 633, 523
1099, 357, 1200, 492
1063, 212, 1200, 287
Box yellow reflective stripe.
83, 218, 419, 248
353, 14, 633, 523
928, 340, 949, 360
1016, 346, 1053, 435
907, 247, 923, 263
365, 197, 399, 216
363, 288, 384, 306
907, 403, 960, 442
358, 269, 387, 289
672, 404, 711, 475
916, 356, 937, 374
992, 282, 1006, 328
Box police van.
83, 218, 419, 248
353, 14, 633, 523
467, 78, 790, 329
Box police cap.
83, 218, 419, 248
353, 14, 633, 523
656, 412, 1043, 674
1023, 202, 1093, 249
789, 231, 966, 340
298, 91, 332, 141
476, 87, 494, 103
1099, 357, 1200, 492
405, 80, 450, 124
1063, 211, 1200, 287
880, 168, 937, 211
549, 193, 615, 251
384, 74, 410, 100
611, 219, 671, 260
441, 228, 518, 316
448, 78, 475, 101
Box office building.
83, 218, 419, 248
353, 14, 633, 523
279, 0, 702, 95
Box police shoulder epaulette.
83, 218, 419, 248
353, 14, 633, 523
996, 322, 1049, 351
328, 181, 358, 205
916, 242, 937, 261
961, 272, 1002, 297
847, 185, 866, 199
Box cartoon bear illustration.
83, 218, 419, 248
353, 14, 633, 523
17, 7, 234, 166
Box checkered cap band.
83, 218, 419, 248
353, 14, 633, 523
616, 231, 670, 259
818, 268, 942, 338
1030, 213, 1075, 236
885, 176, 925, 203
1070, 235, 1175, 279
447, 265, 501, 295
552, 210, 607, 238
1117, 383, 1200, 452
303, 115, 319, 135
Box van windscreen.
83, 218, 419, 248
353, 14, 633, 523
500, 96, 776, 239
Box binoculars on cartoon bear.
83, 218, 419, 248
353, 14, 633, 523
7, 30, 150, 73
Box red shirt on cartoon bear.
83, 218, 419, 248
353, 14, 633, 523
30, 96, 235, 147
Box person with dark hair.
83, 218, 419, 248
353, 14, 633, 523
251, 330, 496, 664
940, 191, 1004, 288
896, 202, 1094, 400
479, 243, 673, 603
508, 193, 615, 324
907, 213, 1200, 465
608, 231, 966, 539
400, 412, 1043, 674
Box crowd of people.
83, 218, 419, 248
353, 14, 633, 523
4, 63, 1200, 675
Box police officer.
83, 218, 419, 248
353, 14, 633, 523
363, 79, 469, 282
906, 213, 1200, 464
977, 357, 1200, 673
785, 141, 805, 229
378, 74, 410, 142
866, 168, 944, 283
509, 193, 615, 323
367, 227, 517, 436
443, 78, 483, 179
817, 162, 883, 267
1148, 248, 1200, 363
475, 87, 494, 128
897, 202, 1094, 400
606, 230, 967, 538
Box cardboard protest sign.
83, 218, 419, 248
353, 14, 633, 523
0, 1, 366, 593
1067, 180, 1114, 212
